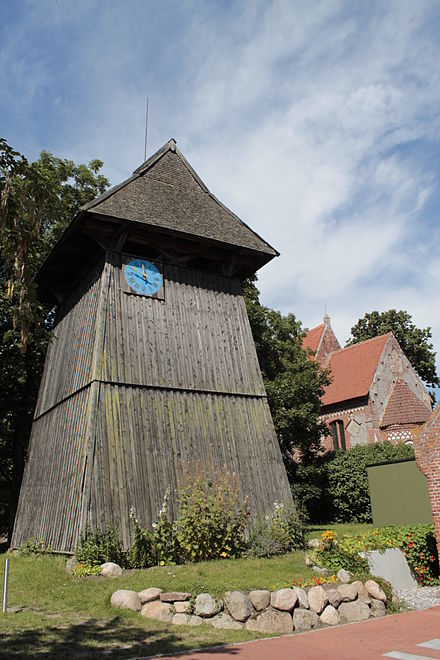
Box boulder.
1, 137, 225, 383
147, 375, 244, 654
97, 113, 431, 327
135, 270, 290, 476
325, 588, 342, 609
370, 598, 386, 617
101, 562, 123, 578
246, 608, 293, 634
312, 566, 329, 576
304, 555, 313, 566
337, 568, 352, 584
172, 613, 191, 625
194, 593, 221, 617
294, 587, 309, 609
160, 591, 191, 603
138, 587, 163, 603
365, 580, 387, 603
188, 615, 204, 626
141, 601, 174, 623
65, 557, 77, 575
308, 586, 328, 614
320, 605, 340, 626
111, 590, 141, 612
337, 583, 357, 602
226, 591, 252, 621
339, 601, 371, 623
249, 590, 270, 611
271, 588, 298, 612
211, 612, 243, 630
293, 608, 319, 631
351, 580, 371, 605
174, 601, 192, 614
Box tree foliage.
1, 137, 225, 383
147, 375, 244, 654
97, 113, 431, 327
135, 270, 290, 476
327, 441, 415, 523
243, 277, 330, 464
347, 309, 439, 388
0, 138, 109, 534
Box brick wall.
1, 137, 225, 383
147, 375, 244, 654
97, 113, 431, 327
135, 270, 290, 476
413, 404, 440, 559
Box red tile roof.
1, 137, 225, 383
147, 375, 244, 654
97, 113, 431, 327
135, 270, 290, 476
303, 324, 325, 353
322, 334, 391, 406
380, 379, 431, 428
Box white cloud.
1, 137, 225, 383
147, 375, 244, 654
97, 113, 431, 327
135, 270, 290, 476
2, 0, 440, 370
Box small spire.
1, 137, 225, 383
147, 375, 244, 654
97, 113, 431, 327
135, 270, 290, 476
324, 312, 330, 325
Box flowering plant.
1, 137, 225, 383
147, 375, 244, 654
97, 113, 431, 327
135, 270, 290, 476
272, 573, 337, 590
338, 524, 439, 586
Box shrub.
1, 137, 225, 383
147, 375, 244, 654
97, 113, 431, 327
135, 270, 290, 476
150, 488, 180, 565
245, 502, 306, 558
175, 471, 249, 562
126, 512, 155, 569
20, 537, 52, 556
75, 525, 125, 568
72, 561, 102, 577
313, 530, 369, 574
327, 442, 415, 523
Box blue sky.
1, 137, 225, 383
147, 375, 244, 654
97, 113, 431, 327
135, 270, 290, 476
2, 0, 440, 376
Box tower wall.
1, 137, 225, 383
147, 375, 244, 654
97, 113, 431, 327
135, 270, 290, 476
12, 251, 291, 552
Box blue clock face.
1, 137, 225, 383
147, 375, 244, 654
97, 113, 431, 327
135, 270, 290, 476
124, 259, 163, 296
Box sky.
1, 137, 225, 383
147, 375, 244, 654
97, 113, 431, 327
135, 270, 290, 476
2, 0, 440, 373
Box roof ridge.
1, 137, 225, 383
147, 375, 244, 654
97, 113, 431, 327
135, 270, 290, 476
336, 332, 391, 355
81, 139, 177, 213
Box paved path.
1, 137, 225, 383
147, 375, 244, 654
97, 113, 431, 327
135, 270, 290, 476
141, 606, 440, 660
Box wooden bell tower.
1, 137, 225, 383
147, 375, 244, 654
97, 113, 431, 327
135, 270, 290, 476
12, 139, 292, 552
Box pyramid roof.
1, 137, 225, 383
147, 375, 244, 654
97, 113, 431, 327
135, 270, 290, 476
36, 139, 278, 303
83, 139, 277, 256
380, 378, 431, 428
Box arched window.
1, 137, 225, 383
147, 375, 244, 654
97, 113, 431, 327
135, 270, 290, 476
329, 420, 346, 451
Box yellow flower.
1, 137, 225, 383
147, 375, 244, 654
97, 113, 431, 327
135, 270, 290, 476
220, 551, 228, 558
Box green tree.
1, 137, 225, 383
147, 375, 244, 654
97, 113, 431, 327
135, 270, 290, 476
0, 138, 109, 535
243, 277, 330, 464
347, 309, 439, 389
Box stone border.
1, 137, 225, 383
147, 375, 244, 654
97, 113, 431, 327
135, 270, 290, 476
110, 578, 388, 634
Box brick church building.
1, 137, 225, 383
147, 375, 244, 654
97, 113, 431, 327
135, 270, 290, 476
303, 315, 432, 451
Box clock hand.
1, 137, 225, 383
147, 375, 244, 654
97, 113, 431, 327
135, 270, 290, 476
129, 266, 151, 283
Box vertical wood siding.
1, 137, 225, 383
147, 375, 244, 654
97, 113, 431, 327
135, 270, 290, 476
99, 253, 265, 395
89, 385, 290, 549
13, 250, 292, 552
11, 387, 93, 550
35, 261, 103, 417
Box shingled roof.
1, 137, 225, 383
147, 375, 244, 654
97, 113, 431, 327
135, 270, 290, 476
83, 139, 277, 256
380, 378, 431, 428
322, 334, 390, 406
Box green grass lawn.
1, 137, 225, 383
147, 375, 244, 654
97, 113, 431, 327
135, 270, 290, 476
0, 523, 379, 658
0, 551, 315, 659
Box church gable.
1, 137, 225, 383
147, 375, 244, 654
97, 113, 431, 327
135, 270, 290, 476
302, 314, 341, 366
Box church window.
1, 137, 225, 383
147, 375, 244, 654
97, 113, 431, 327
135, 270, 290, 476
329, 420, 346, 450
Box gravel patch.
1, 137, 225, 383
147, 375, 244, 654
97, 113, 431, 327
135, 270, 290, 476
395, 586, 440, 610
